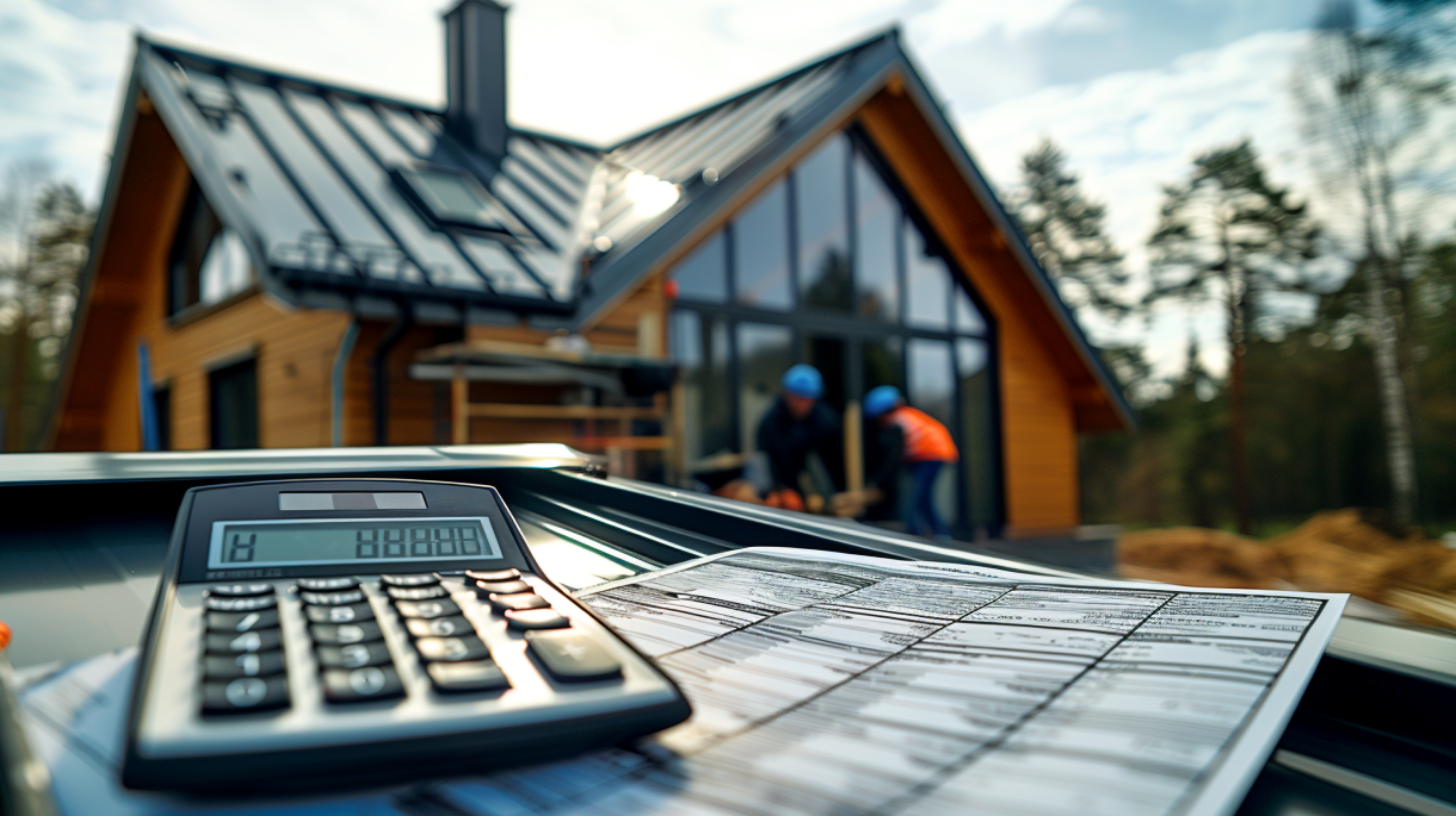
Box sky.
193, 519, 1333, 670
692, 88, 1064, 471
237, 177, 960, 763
1, 0, 1427, 381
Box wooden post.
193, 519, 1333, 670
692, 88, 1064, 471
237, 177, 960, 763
845, 399, 864, 492
669, 382, 687, 486
451, 365, 468, 445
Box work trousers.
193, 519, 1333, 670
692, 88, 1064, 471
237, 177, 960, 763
907, 460, 948, 538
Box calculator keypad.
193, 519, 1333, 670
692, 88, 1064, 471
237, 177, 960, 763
391, 573, 511, 694
301, 584, 403, 704
197, 571, 627, 714
201, 585, 289, 714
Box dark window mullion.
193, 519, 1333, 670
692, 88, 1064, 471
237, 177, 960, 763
844, 134, 858, 320
894, 194, 909, 336
724, 221, 737, 304
786, 169, 800, 307
727, 315, 742, 453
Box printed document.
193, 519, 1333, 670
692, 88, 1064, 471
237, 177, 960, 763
18, 547, 1345, 816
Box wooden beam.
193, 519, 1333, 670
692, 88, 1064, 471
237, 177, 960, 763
845, 399, 864, 492
451, 366, 468, 444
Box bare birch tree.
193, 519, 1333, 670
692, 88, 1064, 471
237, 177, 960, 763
1292, 0, 1452, 521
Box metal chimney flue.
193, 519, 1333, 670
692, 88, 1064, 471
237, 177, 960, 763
444, 0, 508, 158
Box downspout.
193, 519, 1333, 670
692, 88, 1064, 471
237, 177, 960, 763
372, 305, 412, 447
330, 320, 359, 447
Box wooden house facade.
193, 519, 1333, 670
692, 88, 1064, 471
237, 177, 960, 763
47, 1, 1132, 538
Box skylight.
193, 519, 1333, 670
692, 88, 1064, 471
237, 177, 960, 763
392, 166, 503, 233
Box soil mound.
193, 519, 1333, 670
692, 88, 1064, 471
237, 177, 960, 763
1118, 510, 1456, 627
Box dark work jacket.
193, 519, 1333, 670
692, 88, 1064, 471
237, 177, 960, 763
867, 421, 906, 492
756, 397, 842, 493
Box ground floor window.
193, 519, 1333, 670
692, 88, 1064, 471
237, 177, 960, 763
210, 358, 258, 449
667, 126, 1002, 535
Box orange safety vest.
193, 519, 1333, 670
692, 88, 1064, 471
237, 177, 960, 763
887, 406, 959, 463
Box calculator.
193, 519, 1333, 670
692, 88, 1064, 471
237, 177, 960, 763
120, 478, 690, 792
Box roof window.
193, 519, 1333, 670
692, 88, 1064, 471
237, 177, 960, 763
392, 166, 504, 233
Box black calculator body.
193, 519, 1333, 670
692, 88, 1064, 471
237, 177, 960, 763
121, 478, 690, 792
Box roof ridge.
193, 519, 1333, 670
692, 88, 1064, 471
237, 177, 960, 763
139, 34, 444, 114
605, 26, 900, 151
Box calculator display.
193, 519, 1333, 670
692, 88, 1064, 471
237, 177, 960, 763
207, 517, 502, 569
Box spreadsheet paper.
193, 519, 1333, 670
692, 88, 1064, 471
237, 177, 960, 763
19, 547, 1345, 816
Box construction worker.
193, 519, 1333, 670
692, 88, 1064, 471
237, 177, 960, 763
756, 364, 842, 512
864, 385, 958, 538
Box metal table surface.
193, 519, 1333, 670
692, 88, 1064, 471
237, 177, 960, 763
1, 447, 1453, 815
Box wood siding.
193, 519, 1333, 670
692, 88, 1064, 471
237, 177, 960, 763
51, 95, 354, 451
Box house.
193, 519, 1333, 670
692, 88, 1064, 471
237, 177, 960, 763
46, 0, 1133, 538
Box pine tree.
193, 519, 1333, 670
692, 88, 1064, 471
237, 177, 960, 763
1010, 139, 1130, 323
0, 164, 91, 451
1146, 140, 1320, 534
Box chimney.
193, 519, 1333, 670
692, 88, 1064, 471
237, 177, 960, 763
444, 0, 508, 158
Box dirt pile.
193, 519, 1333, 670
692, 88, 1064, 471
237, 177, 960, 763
1119, 528, 1282, 589
1118, 509, 1456, 626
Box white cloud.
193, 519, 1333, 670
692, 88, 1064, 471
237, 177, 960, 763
958, 30, 1320, 377
0, 0, 1120, 201
0, 0, 132, 196
910, 0, 1080, 51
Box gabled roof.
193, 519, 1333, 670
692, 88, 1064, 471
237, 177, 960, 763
136, 38, 601, 318
89, 27, 1133, 428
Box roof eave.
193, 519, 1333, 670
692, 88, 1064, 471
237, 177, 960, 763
883, 45, 1137, 431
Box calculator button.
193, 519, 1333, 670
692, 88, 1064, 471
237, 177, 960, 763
317, 642, 394, 669
504, 609, 571, 630
297, 577, 359, 591
526, 630, 623, 682
321, 666, 404, 703
380, 573, 439, 587
207, 583, 274, 597
206, 609, 280, 632
386, 584, 448, 601
404, 616, 475, 638
474, 579, 531, 596
299, 588, 366, 606
204, 594, 278, 612
310, 621, 383, 645
203, 651, 285, 680
206, 628, 283, 654
415, 636, 491, 663
394, 599, 460, 619
304, 602, 376, 624
427, 660, 510, 693
488, 592, 551, 612
202, 675, 289, 713
464, 568, 520, 582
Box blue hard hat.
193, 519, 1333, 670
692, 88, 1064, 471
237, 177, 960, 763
864, 385, 902, 419
781, 364, 824, 399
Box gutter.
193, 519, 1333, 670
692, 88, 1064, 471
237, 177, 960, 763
331, 320, 359, 446
372, 306, 412, 446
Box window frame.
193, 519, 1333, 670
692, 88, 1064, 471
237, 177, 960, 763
165, 180, 259, 326
667, 127, 1007, 534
